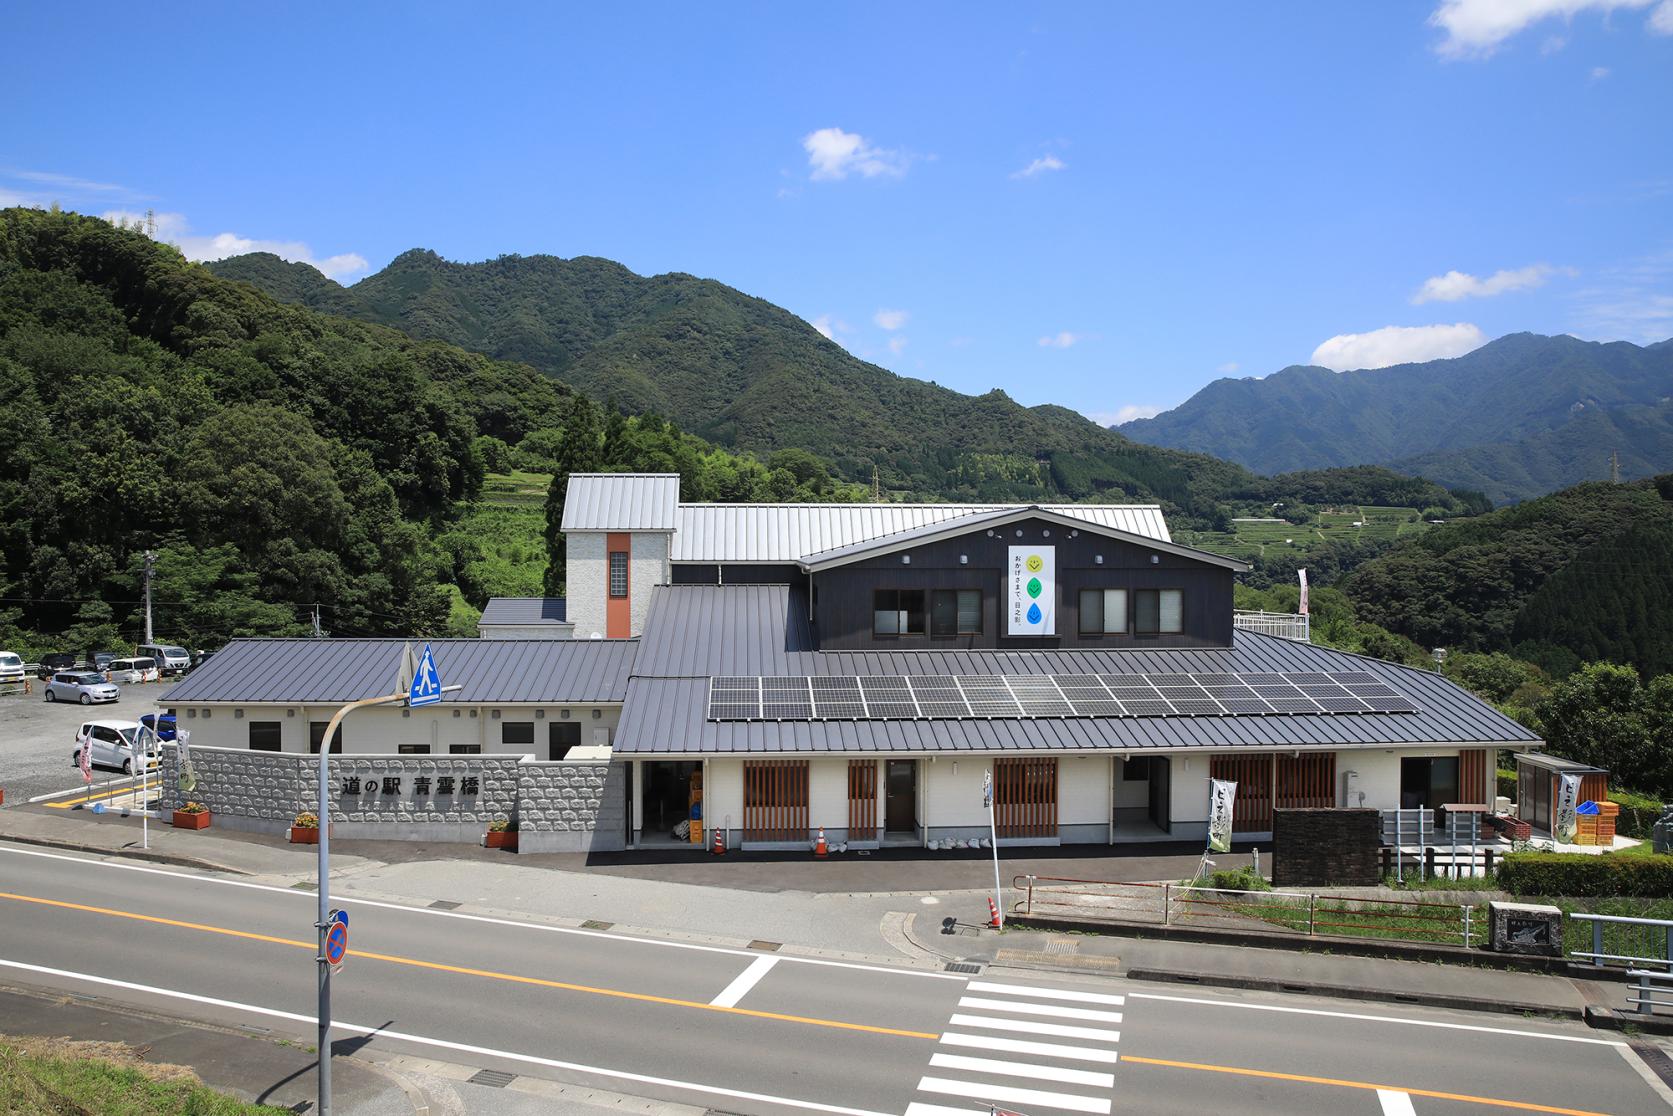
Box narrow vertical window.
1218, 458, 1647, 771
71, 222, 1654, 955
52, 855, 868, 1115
608, 551, 629, 598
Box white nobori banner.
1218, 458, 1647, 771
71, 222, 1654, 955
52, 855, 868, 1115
1007, 545, 1055, 636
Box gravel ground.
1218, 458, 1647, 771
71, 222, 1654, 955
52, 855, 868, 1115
0, 682, 172, 806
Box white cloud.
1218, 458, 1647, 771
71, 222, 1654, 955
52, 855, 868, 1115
1311, 323, 1487, 371
1011, 155, 1066, 179
1411, 263, 1571, 303
802, 127, 911, 181
887, 337, 909, 355
1429, 0, 1661, 58
1037, 331, 1082, 348
1569, 249, 1673, 341
103, 209, 369, 281
1084, 404, 1163, 427
1215, 361, 1241, 374
1591, 64, 1613, 77
811, 314, 855, 340
873, 308, 910, 330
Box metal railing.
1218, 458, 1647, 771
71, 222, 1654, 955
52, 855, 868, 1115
1233, 610, 1310, 642
1014, 874, 1477, 947
1570, 913, 1673, 971
1627, 970, 1673, 1015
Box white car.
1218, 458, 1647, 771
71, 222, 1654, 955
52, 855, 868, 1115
44, 671, 119, 704
107, 657, 158, 684
71, 720, 159, 775
0, 651, 23, 684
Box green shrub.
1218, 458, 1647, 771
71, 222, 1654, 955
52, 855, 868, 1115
1496, 767, 1517, 801
1499, 850, 1673, 897
1609, 787, 1667, 839
1201, 866, 1271, 892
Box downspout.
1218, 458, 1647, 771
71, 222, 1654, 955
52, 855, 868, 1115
1107, 754, 1115, 846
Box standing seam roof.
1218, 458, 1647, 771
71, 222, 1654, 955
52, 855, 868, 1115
561, 474, 681, 532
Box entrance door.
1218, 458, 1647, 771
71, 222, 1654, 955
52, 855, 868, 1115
549, 722, 581, 761
1401, 756, 1460, 810
1147, 756, 1171, 832
885, 760, 917, 833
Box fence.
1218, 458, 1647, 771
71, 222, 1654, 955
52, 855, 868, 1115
1627, 971, 1673, 1016
1014, 874, 1478, 948
1232, 610, 1310, 642
1569, 913, 1673, 971
1381, 807, 1493, 879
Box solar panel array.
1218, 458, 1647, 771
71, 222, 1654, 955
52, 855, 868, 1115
706, 670, 1419, 721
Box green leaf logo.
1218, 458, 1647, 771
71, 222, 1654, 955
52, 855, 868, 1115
1027, 577, 1042, 598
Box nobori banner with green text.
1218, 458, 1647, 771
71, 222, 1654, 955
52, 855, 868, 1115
1007, 546, 1055, 636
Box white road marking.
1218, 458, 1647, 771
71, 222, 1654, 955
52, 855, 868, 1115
0, 957, 897, 1116
939, 1032, 1121, 1065
1126, 991, 1628, 1047
1616, 1044, 1673, 1107
709, 955, 777, 1008
947, 1013, 1121, 1042
917, 1075, 1111, 1114
903, 1104, 986, 1116
928, 1052, 1114, 1088
1377, 1089, 1416, 1115
958, 996, 1122, 1023
0, 845, 962, 981
966, 980, 1125, 1006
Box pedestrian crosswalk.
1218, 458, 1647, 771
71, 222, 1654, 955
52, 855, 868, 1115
905, 980, 1125, 1116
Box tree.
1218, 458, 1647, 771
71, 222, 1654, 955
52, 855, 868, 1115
1535, 662, 1660, 795
542, 396, 604, 596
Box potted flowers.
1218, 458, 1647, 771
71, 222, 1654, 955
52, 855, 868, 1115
172, 801, 211, 830
485, 817, 518, 851
289, 811, 323, 844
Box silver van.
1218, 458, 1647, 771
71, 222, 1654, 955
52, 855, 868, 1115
136, 643, 190, 677
107, 657, 158, 684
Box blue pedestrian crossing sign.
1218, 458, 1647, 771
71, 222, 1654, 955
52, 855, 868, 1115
409, 643, 443, 707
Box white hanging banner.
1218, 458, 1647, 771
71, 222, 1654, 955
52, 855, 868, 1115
1007, 545, 1055, 636
1208, 778, 1237, 853
1554, 772, 1581, 844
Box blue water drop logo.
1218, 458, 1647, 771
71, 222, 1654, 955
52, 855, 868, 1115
1026, 603, 1042, 624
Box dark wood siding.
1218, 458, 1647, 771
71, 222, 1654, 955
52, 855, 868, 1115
672, 564, 807, 586
813, 516, 1234, 651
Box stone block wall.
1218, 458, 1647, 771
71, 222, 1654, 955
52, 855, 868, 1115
1273, 807, 1382, 887
161, 745, 312, 831
516, 761, 629, 853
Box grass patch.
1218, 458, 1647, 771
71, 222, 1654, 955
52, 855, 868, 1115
1176, 505, 1432, 562
0, 1036, 289, 1115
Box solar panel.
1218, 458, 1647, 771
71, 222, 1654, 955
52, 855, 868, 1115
1121, 698, 1176, 716
1217, 697, 1274, 714
907, 677, 971, 718
1264, 697, 1323, 713
1169, 698, 1228, 716
1007, 676, 1075, 716
712, 676, 758, 690
958, 677, 1023, 717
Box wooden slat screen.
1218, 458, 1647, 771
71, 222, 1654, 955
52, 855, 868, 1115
994, 758, 1058, 838
1275, 753, 1336, 810
742, 760, 809, 841
1210, 754, 1274, 832
1459, 748, 1487, 807
847, 760, 878, 835
1579, 771, 1608, 807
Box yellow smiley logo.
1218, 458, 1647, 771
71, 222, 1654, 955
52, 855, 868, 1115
1026, 555, 1044, 572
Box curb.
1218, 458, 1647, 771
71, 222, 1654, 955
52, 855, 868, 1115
0, 831, 249, 875
1584, 1005, 1673, 1036
1125, 967, 1585, 1021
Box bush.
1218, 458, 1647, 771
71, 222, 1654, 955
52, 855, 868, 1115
1200, 866, 1271, 892
1496, 767, 1517, 801
1499, 850, 1673, 897
1610, 787, 1667, 839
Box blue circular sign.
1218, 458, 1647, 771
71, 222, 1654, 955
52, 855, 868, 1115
325, 921, 348, 966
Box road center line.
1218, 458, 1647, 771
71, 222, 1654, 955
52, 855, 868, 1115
1119, 1055, 1612, 1116
0, 889, 936, 1040
0, 957, 897, 1116
1126, 990, 1627, 1047
710, 955, 778, 1008
0, 845, 961, 982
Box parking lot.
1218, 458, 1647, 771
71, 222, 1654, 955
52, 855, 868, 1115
0, 681, 173, 808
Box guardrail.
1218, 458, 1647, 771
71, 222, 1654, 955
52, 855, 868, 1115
1232, 610, 1311, 642
1014, 874, 1477, 947
1570, 913, 1673, 971
1627, 970, 1673, 1015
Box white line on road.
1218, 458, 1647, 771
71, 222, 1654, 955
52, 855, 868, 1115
709, 955, 778, 1008
1125, 991, 1628, 1047
917, 1075, 1111, 1114
0, 957, 899, 1116
966, 981, 1125, 1006
939, 1032, 1121, 1065
928, 1052, 1114, 1088
0, 845, 963, 982
958, 996, 1123, 1023
903, 1104, 988, 1116
947, 1013, 1121, 1042
1377, 1089, 1416, 1115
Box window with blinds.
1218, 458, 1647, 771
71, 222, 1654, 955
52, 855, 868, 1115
931, 589, 982, 637
1135, 588, 1184, 635
1078, 588, 1128, 635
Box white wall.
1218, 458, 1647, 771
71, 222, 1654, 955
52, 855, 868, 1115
565, 532, 607, 639
477, 622, 575, 639
1169, 753, 1213, 827
173, 704, 620, 756
705, 757, 744, 838
921, 756, 991, 830
629, 532, 670, 635
1060, 755, 1110, 826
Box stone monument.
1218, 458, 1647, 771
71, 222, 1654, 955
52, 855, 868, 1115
1488, 901, 1562, 957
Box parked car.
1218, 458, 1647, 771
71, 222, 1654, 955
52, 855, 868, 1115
139, 711, 177, 741
71, 719, 158, 774
44, 672, 119, 705
36, 653, 76, 680
0, 651, 24, 685
136, 643, 190, 677
107, 657, 158, 684
91, 651, 119, 672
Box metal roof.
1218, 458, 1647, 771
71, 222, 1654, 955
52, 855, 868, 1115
560, 474, 681, 532
613, 584, 1542, 755
478, 598, 569, 625
797, 506, 1246, 572
161, 638, 637, 705
671, 502, 1172, 564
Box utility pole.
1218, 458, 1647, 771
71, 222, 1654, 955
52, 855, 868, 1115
872, 464, 880, 501
312, 605, 326, 638
143, 551, 156, 644
1610, 449, 1621, 484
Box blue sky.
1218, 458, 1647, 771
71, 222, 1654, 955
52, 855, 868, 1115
6, 1, 1671, 424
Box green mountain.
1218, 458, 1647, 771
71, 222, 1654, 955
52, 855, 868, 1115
1118, 333, 1673, 504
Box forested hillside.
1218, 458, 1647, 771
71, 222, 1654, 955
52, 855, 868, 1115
1119, 333, 1673, 504
0, 209, 854, 652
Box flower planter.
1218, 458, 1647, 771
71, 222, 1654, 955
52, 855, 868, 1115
172, 809, 211, 830
289, 827, 320, 844
484, 831, 518, 851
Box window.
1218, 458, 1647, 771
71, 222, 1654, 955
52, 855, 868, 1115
398, 744, 431, 755
930, 589, 982, 637
873, 589, 926, 637
502, 721, 535, 746
1401, 756, 1461, 810
450, 744, 482, 755
1134, 589, 1184, 635
308, 722, 343, 754
608, 551, 629, 598
248, 721, 282, 751
1079, 588, 1129, 635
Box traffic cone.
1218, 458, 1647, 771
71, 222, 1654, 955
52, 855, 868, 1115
712, 826, 725, 856
987, 897, 1001, 929
815, 826, 828, 858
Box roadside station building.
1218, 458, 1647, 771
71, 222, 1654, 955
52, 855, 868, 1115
164, 473, 1541, 852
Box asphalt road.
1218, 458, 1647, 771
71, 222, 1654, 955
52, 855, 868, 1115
0, 683, 171, 805
0, 840, 1666, 1116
